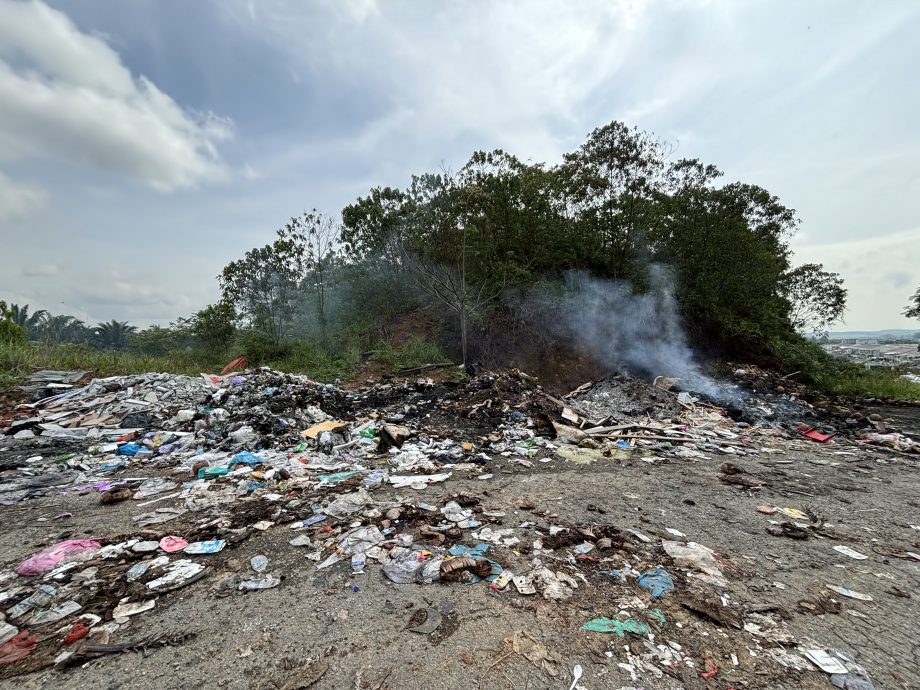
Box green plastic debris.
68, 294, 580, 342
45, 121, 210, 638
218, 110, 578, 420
649, 608, 666, 624
317, 470, 362, 485
294, 442, 308, 452
359, 428, 377, 439
197, 466, 230, 479
580, 617, 650, 637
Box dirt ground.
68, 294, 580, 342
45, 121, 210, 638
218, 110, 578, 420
1, 365, 919, 690
1, 429, 918, 690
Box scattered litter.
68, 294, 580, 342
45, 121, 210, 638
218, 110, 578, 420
16, 540, 101, 577
184, 540, 226, 555
146, 560, 206, 591
827, 585, 873, 601
159, 536, 189, 553
637, 567, 674, 598
662, 540, 727, 587
581, 617, 650, 637
833, 545, 869, 560
803, 649, 849, 674
113, 600, 156, 619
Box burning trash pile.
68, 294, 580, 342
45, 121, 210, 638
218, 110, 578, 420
0, 366, 914, 687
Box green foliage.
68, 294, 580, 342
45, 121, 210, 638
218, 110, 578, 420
0, 319, 27, 345
783, 263, 847, 337
0, 337, 359, 392
338, 121, 833, 362
6, 303, 48, 336
279, 210, 342, 343
371, 337, 446, 369
235, 331, 290, 364
36, 314, 92, 345
267, 341, 360, 381
190, 302, 236, 354
220, 236, 304, 345
0, 340, 224, 391
94, 319, 137, 350
129, 324, 194, 356
905, 285, 920, 321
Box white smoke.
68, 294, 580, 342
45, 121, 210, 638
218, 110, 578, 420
532, 268, 727, 398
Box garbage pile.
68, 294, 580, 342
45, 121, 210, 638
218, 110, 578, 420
0, 366, 912, 687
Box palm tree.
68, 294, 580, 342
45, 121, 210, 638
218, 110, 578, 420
39, 314, 89, 344
94, 319, 137, 350
8, 303, 48, 338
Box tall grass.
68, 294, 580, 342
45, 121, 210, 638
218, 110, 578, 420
0, 339, 364, 392
0, 341, 221, 388
371, 336, 448, 369
819, 367, 920, 401
771, 335, 920, 401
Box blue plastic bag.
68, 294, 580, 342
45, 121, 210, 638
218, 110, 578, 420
637, 567, 674, 598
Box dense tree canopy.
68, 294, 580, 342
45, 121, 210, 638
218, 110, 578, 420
337, 120, 843, 360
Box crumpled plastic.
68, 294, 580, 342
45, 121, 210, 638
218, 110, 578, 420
16, 539, 101, 577
581, 617, 650, 637
637, 567, 674, 598
661, 540, 728, 588
325, 487, 373, 518
0, 631, 38, 665
382, 547, 444, 584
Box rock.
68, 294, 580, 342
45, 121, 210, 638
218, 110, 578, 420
381, 424, 412, 448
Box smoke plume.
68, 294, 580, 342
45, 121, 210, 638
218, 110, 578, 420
529, 268, 725, 398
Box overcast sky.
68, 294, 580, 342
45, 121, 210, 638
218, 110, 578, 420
1, 0, 918, 331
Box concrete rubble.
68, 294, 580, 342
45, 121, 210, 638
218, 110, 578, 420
0, 366, 917, 688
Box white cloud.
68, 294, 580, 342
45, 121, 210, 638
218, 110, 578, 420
0, 0, 232, 192
223, 0, 655, 163
792, 228, 920, 330
21, 262, 59, 278
0, 170, 45, 222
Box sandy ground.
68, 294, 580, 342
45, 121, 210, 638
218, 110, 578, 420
1, 429, 918, 690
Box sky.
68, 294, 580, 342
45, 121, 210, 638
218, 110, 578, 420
0, 0, 918, 331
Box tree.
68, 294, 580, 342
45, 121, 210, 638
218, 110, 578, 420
191, 302, 236, 354
220, 235, 304, 345
128, 323, 195, 355
36, 314, 91, 345
280, 210, 341, 343
905, 285, 920, 320
7, 303, 48, 337
557, 122, 672, 281
94, 320, 136, 349
0, 302, 27, 344
398, 173, 505, 366
782, 263, 847, 338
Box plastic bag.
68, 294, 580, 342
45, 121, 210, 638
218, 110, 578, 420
16, 539, 101, 577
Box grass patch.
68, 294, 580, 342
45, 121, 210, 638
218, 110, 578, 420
0, 341, 220, 387
0, 339, 362, 392
818, 367, 920, 401
371, 336, 448, 370
266, 341, 361, 382
772, 335, 920, 401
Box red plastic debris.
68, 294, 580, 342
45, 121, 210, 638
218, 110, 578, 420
63, 623, 90, 645
793, 422, 835, 443
220, 356, 248, 375
0, 631, 38, 665
701, 657, 719, 680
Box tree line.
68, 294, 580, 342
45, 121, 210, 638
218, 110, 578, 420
209, 121, 854, 366
5, 120, 920, 372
